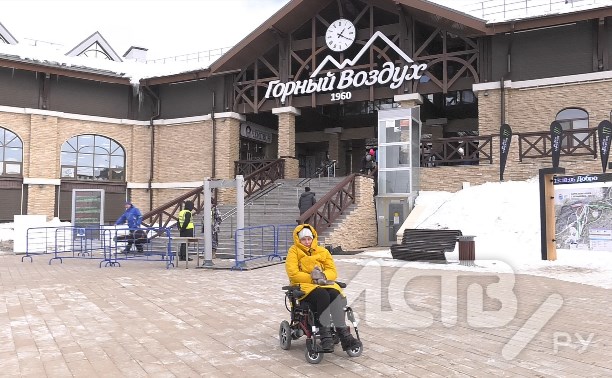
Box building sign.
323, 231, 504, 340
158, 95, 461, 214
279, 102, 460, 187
554, 173, 612, 251
265, 27, 427, 103
240, 122, 273, 144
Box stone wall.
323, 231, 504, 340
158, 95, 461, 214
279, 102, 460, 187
324, 175, 377, 250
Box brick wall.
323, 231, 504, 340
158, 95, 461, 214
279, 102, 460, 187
423, 82, 612, 192
324, 176, 377, 250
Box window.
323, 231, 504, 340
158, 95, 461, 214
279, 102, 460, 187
556, 108, 589, 147
61, 135, 125, 181
0, 127, 23, 176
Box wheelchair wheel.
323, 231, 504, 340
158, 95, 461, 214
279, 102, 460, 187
279, 321, 292, 350
305, 347, 323, 364
346, 342, 363, 357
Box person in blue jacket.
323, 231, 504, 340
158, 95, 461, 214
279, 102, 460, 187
115, 201, 144, 252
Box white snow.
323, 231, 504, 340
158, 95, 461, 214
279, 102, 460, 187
0, 41, 215, 85
348, 177, 612, 290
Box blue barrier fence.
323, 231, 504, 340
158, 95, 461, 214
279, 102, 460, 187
232, 224, 297, 270
22, 226, 174, 269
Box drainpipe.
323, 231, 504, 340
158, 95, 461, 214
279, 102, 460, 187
211, 91, 216, 178
144, 86, 161, 211
502, 26, 514, 125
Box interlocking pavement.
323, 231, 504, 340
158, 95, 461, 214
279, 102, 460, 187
1, 253, 611, 377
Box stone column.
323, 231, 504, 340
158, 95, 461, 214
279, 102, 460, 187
272, 106, 300, 179
394, 93, 423, 109
27, 114, 60, 220
214, 112, 245, 204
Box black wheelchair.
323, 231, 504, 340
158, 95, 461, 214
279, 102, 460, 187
279, 282, 363, 364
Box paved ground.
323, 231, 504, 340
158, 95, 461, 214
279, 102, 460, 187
1, 252, 611, 377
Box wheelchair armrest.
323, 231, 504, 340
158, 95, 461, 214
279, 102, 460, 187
282, 285, 300, 291
336, 281, 347, 288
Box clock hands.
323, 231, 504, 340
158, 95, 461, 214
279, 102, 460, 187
336, 33, 353, 41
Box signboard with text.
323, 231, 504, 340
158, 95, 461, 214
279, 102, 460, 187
554, 173, 612, 251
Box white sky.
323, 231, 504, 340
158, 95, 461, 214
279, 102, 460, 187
2, 0, 611, 63
3, 177, 612, 289
0, 0, 290, 60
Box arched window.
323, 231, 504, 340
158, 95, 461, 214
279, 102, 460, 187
556, 108, 589, 148
60, 135, 125, 181
0, 127, 23, 176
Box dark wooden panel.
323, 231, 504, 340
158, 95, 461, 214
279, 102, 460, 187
0, 67, 39, 109
0, 188, 23, 221
158, 76, 224, 119
49, 76, 129, 118
494, 21, 594, 81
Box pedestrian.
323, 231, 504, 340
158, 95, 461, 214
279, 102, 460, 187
177, 200, 195, 261
211, 198, 222, 259
115, 201, 144, 253
361, 149, 375, 174
298, 186, 316, 215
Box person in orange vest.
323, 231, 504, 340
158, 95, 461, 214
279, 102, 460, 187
177, 200, 195, 261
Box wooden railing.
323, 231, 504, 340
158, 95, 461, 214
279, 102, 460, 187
140, 186, 211, 232
298, 174, 357, 234
421, 135, 493, 166
517, 128, 598, 161
243, 159, 285, 198
235, 159, 278, 176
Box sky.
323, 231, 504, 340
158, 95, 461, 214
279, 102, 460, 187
0, 0, 291, 60
3, 176, 612, 289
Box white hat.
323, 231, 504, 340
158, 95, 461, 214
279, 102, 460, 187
458, 147, 464, 155
298, 228, 313, 239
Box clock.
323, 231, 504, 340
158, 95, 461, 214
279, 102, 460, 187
325, 18, 356, 52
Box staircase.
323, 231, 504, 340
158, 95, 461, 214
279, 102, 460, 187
204, 176, 347, 258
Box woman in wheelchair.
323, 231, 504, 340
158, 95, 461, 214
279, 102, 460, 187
285, 224, 361, 353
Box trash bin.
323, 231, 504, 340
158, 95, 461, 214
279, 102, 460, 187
458, 235, 475, 266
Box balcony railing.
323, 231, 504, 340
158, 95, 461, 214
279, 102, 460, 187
517, 128, 597, 161
421, 135, 493, 166
235, 159, 278, 176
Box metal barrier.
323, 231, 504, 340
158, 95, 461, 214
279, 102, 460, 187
275, 224, 296, 261
22, 226, 174, 269
233, 225, 277, 270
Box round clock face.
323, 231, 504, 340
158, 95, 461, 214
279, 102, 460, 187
325, 19, 356, 52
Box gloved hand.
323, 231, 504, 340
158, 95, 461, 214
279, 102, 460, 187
311, 266, 334, 285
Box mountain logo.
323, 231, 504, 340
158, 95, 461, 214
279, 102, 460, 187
265, 31, 427, 102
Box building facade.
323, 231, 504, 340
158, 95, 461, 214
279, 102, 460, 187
0, 0, 611, 222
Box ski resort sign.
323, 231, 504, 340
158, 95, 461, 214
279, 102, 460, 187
264, 30, 427, 103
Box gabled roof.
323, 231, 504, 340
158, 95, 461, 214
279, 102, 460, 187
0, 21, 18, 45
66, 31, 123, 62
207, 0, 488, 76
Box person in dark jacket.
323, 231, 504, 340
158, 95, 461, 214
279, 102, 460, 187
177, 200, 195, 261
115, 201, 144, 253
298, 187, 316, 215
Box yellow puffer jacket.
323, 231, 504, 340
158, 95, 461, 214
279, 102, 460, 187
285, 224, 344, 299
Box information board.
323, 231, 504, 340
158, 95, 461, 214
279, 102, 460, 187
72, 189, 104, 238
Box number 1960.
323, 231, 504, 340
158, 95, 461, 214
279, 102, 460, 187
331, 92, 352, 101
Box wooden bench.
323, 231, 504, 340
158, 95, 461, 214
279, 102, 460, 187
390, 229, 463, 262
